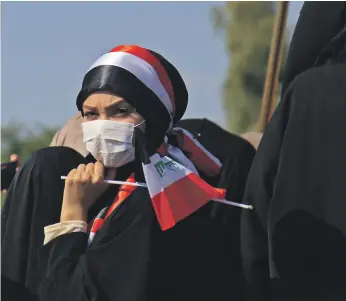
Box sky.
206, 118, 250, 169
1, 1, 304, 130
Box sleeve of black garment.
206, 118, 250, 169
240, 84, 294, 301
38, 233, 107, 301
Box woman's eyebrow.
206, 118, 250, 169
82, 104, 97, 110
104, 100, 127, 110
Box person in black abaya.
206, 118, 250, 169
1, 162, 17, 191
241, 2, 346, 301
2, 45, 255, 301
1, 147, 88, 301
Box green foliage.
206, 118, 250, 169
1, 122, 58, 163
211, 2, 287, 133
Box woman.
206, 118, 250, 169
241, 2, 346, 301
2, 45, 249, 301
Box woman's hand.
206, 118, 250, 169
60, 161, 115, 222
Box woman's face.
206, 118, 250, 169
82, 92, 144, 125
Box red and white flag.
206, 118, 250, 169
142, 153, 226, 230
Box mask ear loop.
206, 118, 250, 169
132, 120, 146, 146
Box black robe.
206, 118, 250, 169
241, 3, 346, 300
1, 147, 133, 301
2, 120, 256, 301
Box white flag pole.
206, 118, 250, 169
61, 176, 253, 210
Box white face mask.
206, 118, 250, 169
81, 120, 141, 168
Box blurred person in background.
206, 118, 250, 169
2, 45, 253, 301
1, 153, 20, 192
50, 112, 88, 156
242, 2, 346, 301
10, 153, 20, 169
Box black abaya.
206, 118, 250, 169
1, 147, 130, 301
241, 3, 346, 299
2, 147, 87, 300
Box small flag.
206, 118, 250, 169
142, 153, 226, 230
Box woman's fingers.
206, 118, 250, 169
66, 162, 106, 186
67, 168, 77, 178
81, 172, 92, 183
77, 164, 86, 173
94, 161, 104, 179
62, 162, 108, 215
75, 164, 86, 179
65, 168, 77, 186
85, 163, 94, 175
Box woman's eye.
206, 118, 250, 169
114, 107, 129, 116
84, 111, 97, 118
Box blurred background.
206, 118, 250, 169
1, 1, 303, 163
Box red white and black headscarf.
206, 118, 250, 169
77, 45, 188, 152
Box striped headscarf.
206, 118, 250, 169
77, 45, 188, 152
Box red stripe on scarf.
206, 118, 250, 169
90, 217, 105, 234
88, 174, 137, 245
105, 174, 137, 219
110, 45, 175, 113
